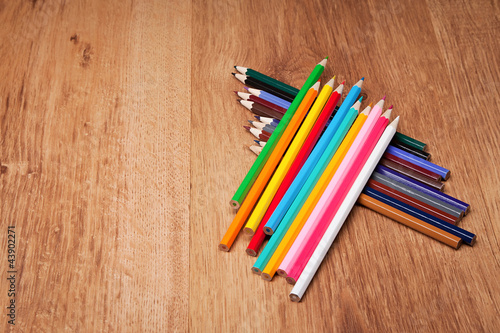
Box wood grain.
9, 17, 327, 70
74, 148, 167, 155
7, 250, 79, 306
0, 0, 499, 331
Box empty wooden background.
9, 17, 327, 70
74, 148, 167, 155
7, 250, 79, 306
0, 0, 499, 331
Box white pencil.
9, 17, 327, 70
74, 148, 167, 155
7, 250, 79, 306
249, 145, 263, 155
289, 116, 400, 302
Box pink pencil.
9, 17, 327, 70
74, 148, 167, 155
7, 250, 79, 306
279, 97, 387, 278
285, 109, 391, 284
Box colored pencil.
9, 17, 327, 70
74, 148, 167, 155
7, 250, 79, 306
239, 97, 287, 115
238, 99, 284, 120
366, 179, 460, 225
359, 194, 462, 248
246, 87, 292, 109
386, 145, 450, 180
246, 81, 343, 256
254, 140, 266, 147
363, 187, 476, 245
263, 78, 364, 233
248, 120, 276, 134
280, 103, 390, 283
394, 132, 427, 151
384, 153, 442, 181
371, 172, 464, 219
243, 126, 270, 141
254, 116, 280, 126
252, 101, 364, 274
379, 158, 444, 191
233, 73, 295, 102
289, 117, 400, 302
235, 66, 300, 96
228, 58, 326, 212
375, 164, 469, 214
249, 145, 263, 155
243, 79, 334, 234
391, 140, 431, 160
220, 77, 322, 251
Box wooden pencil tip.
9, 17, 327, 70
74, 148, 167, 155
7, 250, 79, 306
261, 273, 272, 281
246, 248, 257, 257
218, 244, 229, 252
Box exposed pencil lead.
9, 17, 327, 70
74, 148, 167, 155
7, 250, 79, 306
358, 96, 363, 102
382, 95, 386, 100
243, 86, 249, 90
231, 72, 236, 76
361, 77, 365, 80
388, 105, 393, 109
243, 126, 250, 131
341, 80, 346, 84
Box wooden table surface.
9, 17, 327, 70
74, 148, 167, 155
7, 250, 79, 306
1, 0, 499, 331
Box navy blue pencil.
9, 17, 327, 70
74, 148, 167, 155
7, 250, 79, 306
363, 187, 476, 245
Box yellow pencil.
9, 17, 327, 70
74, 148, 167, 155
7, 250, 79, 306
261, 103, 372, 280
243, 78, 336, 234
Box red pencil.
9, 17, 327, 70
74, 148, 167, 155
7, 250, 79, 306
246, 82, 345, 256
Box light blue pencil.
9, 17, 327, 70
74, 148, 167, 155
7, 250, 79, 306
263, 79, 364, 233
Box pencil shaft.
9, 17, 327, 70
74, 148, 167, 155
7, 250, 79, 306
384, 153, 441, 181
247, 84, 341, 255
363, 187, 475, 245
289, 119, 398, 302
379, 158, 444, 191
386, 145, 450, 180
263, 80, 363, 233
358, 194, 462, 248
253, 103, 361, 273
228, 59, 326, 212
371, 172, 463, 218
375, 164, 469, 214
366, 179, 459, 225
244, 80, 333, 234
242, 67, 300, 96
394, 132, 427, 151
391, 140, 431, 160
284, 108, 388, 282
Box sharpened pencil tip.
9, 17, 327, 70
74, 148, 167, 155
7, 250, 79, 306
369, 103, 373, 107
361, 77, 365, 80
325, 56, 329, 59
388, 105, 393, 109
243, 86, 249, 90
382, 95, 386, 100
254, 116, 260, 120
243, 126, 250, 131
341, 80, 346, 84
358, 96, 363, 102
231, 72, 236, 76
254, 140, 259, 144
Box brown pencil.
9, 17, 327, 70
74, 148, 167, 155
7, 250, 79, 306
366, 179, 460, 225
358, 194, 462, 249
379, 158, 444, 191
243, 126, 270, 141
384, 153, 441, 181
239, 100, 284, 120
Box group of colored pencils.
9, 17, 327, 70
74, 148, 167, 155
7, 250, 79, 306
219, 58, 475, 302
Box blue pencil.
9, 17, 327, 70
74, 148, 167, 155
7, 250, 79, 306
246, 87, 292, 109
263, 79, 364, 233
386, 145, 450, 180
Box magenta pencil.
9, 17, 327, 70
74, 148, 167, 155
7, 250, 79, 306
279, 97, 387, 278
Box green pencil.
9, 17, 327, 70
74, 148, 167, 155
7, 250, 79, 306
394, 132, 427, 151
234, 66, 300, 97
230, 58, 327, 209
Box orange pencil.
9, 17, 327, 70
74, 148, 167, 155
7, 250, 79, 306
219, 82, 320, 251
